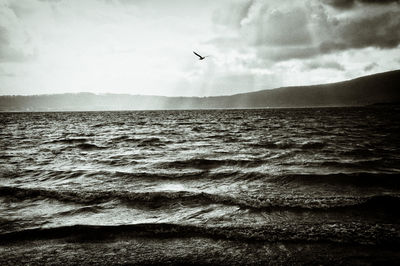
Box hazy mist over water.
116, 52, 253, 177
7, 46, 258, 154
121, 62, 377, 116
2, 69, 399, 111
1, 107, 400, 264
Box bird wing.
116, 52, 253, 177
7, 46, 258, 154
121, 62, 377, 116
193, 51, 202, 58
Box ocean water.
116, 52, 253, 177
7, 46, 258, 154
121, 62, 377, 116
1, 107, 400, 263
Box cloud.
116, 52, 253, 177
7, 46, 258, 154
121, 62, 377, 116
211, 0, 400, 63
318, 11, 400, 52
212, 0, 253, 29
203, 0, 400, 92
0, 27, 36, 62
364, 62, 378, 71
303, 60, 345, 71
0, 2, 37, 62
323, 0, 355, 9
324, 0, 400, 9
0, 66, 15, 76
193, 0, 400, 97
210, 1, 316, 63
212, 1, 313, 46
0, 0, 399, 96
360, 0, 400, 3
257, 46, 318, 62
239, 5, 312, 46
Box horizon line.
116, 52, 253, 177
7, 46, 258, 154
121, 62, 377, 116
0, 69, 398, 98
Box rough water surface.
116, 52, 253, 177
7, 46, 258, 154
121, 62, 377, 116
1, 107, 400, 264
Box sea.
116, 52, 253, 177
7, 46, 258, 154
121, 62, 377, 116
1, 106, 400, 264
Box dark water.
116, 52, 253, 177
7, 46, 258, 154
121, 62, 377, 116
1, 107, 400, 262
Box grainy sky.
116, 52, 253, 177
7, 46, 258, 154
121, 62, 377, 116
0, 0, 399, 96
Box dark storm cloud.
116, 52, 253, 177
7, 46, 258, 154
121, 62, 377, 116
324, 0, 355, 9
360, 0, 400, 3
324, 0, 400, 9
210, 0, 400, 64
319, 11, 400, 52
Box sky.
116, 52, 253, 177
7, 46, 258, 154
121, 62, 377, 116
0, 0, 399, 96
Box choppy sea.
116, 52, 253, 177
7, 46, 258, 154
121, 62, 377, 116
1, 107, 400, 264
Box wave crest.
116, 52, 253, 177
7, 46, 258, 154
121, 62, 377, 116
1, 186, 399, 211
1, 222, 399, 245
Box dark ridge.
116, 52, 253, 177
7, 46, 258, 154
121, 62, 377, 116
368, 102, 400, 106
0, 69, 399, 111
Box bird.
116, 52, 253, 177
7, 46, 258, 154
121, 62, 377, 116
193, 51, 209, 60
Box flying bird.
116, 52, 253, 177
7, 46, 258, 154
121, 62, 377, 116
193, 51, 209, 60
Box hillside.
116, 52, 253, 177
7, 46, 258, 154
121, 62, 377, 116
0, 70, 399, 111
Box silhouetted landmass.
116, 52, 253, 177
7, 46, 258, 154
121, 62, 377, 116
1, 70, 399, 111
369, 102, 400, 106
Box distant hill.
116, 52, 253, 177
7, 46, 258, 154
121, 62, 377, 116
1, 69, 399, 111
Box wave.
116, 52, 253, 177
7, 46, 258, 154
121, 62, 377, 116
90, 169, 267, 182
104, 170, 218, 180
4, 168, 244, 182
341, 148, 376, 157
108, 135, 130, 141
111, 169, 400, 189
44, 139, 107, 150
93, 121, 125, 127
1, 222, 398, 245
92, 123, 106, 128
46, 138, 88, 144
158, 158, 265, 170
0, 167, 19, 179
249, 140, 326, 150
137, 137, 169, 147
76, 143, 107, 150
98, 159, 139, 167
57, 206, 103, 216
191, 126, 203, 132
249, 140, 293, 149
1, 186, 399, 211
317, 158, 384, 168
108, 136, 140, 143
301, 141, 326, 149
272, 172, 400, 188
